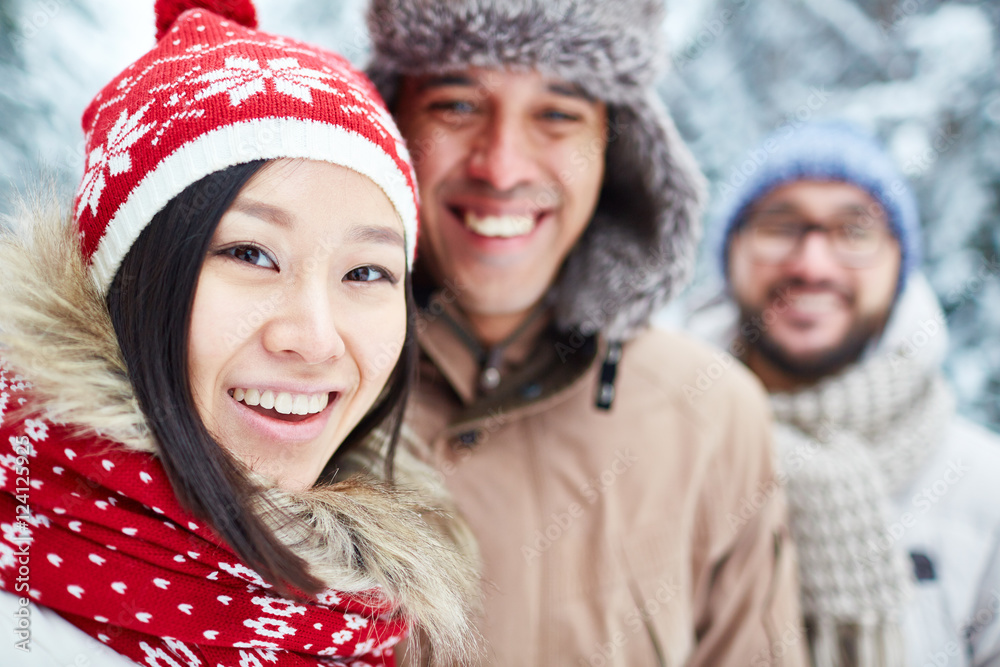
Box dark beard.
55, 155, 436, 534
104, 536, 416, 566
739, 307, 886, 382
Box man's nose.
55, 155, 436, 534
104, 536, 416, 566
785, 228, 842, 278
466, 113, 544, 192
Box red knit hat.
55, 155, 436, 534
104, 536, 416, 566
75, 0, 418, 293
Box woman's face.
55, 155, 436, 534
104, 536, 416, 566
188, 159, 407, 491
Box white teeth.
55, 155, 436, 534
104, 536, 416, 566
234, 387, 331, 415
259, 390, 275, 410
274, 393, 293, 415
244, 388, 261, 406
464, 212, 535, 238
790, 293, 840, 313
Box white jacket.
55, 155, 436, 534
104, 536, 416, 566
0, 591, 139, 666
679, 274, 1000, 666
895, 416, 1000, 666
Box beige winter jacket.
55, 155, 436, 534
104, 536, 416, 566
404, 298, 807, 666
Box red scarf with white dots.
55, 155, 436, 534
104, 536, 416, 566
0, 365, 405, 666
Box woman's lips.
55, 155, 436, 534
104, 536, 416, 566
228, 387, 340, 434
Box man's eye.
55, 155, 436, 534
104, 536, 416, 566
842, 224, 875, 240
344, 265, 395, 284
539, 109, 582, 122
224, 245, 276, 269
757, 222, 801, 238
429, 100, 477, 115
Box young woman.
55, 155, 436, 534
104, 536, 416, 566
0, 2, 478, 665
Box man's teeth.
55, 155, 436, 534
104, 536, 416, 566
789, 293, 840, 313
464, 212, 535, 238
232, 388, 329, 415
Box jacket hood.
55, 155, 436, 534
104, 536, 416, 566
0, 195, 480, 665
367, 0, 706, 340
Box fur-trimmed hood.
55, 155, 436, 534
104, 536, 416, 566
0, 196, 480, 665
367, 0, 706, 340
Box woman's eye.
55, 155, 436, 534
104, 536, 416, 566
344, 265, 394, 284
224, 245, 276, 269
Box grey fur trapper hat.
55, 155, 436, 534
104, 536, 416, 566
367, 0, 706, 341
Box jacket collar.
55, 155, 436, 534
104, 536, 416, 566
416, 290, 602, 429
417, 293, 553, 406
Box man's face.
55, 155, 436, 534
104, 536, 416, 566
394, 68, 607, 328
728, 180, 902, 381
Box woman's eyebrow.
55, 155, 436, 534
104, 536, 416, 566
229, 198, 294, 228
346, 225, 405, 248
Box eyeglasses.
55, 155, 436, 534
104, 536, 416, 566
739, 215, 893, 268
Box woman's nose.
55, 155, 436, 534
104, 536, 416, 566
261, 282, 346, 364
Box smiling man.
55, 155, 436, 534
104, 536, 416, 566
365, 1, 805, 665
688, 121, 1000, 665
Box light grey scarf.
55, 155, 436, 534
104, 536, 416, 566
768, 276, 955, 667
772, 352, 953, 665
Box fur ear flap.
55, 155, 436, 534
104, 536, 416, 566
154, 0, 257, 40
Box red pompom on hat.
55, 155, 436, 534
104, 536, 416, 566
154, 0, 257, 39
76, 0, 418, 293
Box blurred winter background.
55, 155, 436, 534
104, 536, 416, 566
1, 0, 997, 431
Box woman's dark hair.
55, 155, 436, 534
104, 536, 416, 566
107, 160, 416, 595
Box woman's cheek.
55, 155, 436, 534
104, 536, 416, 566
353, 298, 407, 386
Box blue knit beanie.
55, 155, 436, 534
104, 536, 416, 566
716, 121, 921, 294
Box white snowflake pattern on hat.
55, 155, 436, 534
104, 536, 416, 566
193, 56, 345, 107
76, 102, 157, 218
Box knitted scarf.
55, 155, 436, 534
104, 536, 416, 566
767, 292, 955, 666
0, 364, 406, 666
